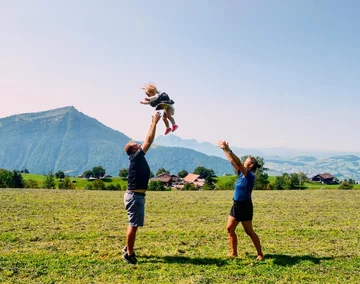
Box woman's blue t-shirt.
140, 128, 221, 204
234, 169, 255, 201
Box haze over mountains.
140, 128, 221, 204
154, 135, 360, 181
0, 106, 359, 181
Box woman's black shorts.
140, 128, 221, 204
229, 199, 253, 222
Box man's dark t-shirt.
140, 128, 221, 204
127, 148, 150, 190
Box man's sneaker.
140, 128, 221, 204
122, 252, 137, 265
172, 125, 179, 132
122, 246, 127, 253
164, 128, 172, 135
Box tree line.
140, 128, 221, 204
0, 156, 357, 190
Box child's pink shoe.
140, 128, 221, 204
172, 125, 179, 132
164, 128, 172, 135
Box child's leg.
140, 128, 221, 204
162, 112, 170, 128
166, 108, 176, 125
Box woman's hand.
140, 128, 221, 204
217, 140, 230, 152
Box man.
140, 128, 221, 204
122, 112, 161, 264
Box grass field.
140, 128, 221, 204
22, 174, 128, 190
1, 189, 359, 283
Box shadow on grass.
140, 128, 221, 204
266, 254, 333, 266
140, 255, 229, 266
139, 254, 334, 267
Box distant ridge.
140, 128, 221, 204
0, 107, 233, 176
154, 135, 360, 181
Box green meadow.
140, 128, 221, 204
1, 189, 359, 283
21, 173, 360, 190
22, 174, 128, 190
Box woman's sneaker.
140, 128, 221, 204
164, 128, 172, 135
122, 252, 137, 265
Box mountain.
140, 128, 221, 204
154, 135, 360, 181
1, 107, 359, 181
0, 106, 130, 175
0, 107, 233, 176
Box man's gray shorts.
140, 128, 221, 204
124, 190, 146, 227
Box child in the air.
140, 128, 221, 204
140, 83, 178, 135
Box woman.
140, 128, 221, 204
217, 140, 264, 260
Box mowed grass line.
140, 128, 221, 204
1, 189, 359, 283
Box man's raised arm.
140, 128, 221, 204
141, 112, 161, 153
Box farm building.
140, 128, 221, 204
150, 172, 174, 187
183, 174, 206, 187
311, 173, 338, 184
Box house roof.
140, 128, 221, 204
157, 172, 172, 178
318, 173, 334, 179
184, 174, 201, 183
150, 176, 172, 182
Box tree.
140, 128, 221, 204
178, 170, 188, 178
0, 169, 14, 188
55, 171, 65, 179
12, 170, 24, 188
83, 170, 93, 179
24, 179, 38, 188
149, 171, 155, 178
43, 172, 56, 189
148, 180, 166, 191
339, 181, 353, 189
93, 179, 105, 190
202, 180, 215, 190
156, 168, 169, 176
282, 173, 292, 189
274, 173, 300, 189
183, 183, 198, 191
298, 172, 308, 186
58, 176, 73, 189
254, 171, 269, 190
193, 167, 216, 188
291, 173, 300, 189
92, 166, 106, 179
285, 173, 300, 189
272, 176, 285, 190
119, 168, 129, 180
193, 166, 215, 180
24, 169, 29, 174
204, 176, 215, 190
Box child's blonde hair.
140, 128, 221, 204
142, 83, 158, 96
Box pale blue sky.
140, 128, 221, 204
1, 0, 359, 151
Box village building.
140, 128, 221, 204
149, 172, 175, 187
311, 173, 338, 184
183, 173, 206, 187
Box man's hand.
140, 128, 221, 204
152, 112, 161, 124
